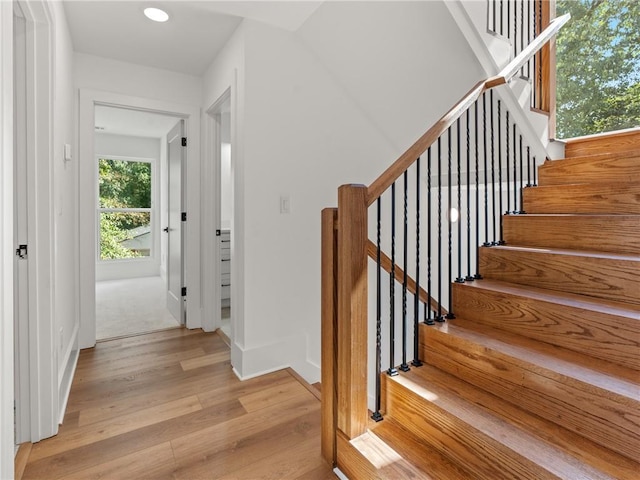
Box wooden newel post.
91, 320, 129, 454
337, 184, 369, 439
321, 208, 338, 465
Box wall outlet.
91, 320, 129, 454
280, 195, 291, 214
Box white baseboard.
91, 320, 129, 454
57, 324, 79, 424
333, 467, 349, 480
230, 334, 321, 384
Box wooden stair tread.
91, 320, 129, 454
388, 365, 639, 480
369, 417, 474, 479
421, 323, 640, 462
523, 182, 640, 214
479, 245, 640, 305
426, 322, 639, 397
453, 279, 640, 371
456, 277, 640, 319
564, 129, 640, 157
502, 214, 640, 254
538, 151, 640, 186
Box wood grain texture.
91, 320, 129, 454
479, 245, 640, 305
565, 128, 640, 158
452, 279, 640, 370
14, 443, 32, 480
421, 324, 640, 462
367, 240, 446, 315
503, 214, 640, 254
321, 208, 338, 465
337, 185, 369, 438
538, 151, 640, 186
391, 365, 640, 480
20, 329, 333, 480
523, 183, 640, 214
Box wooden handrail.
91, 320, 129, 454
366, 13, 570, 207
366, 241, 447, 316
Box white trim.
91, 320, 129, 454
333, 467, 349, 480
78, 90, 201, 349
57, 323, 78, 424
203, 88, 232, 333
17, 0, 58, 443
0, 1, 15, 477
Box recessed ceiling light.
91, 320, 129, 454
144, 7, 169, 23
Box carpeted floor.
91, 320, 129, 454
96, 276, 180, 340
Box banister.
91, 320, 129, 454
366, 13, 570, 207
366, 241, 446, 316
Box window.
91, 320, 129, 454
98, 158, 153, 260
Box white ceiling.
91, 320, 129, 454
63, 1, 323, 76
94, 105, 180, 138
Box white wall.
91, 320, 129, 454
0, 2, 14, 476
94, 133, 162, 281
51, 0, 79, 422
215, 1, 485, 383
75, 53, 203, 107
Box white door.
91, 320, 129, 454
166, 120, 185, 324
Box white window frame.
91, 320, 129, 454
95, 154, 158, 264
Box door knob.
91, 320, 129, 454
163, 227, 169, 233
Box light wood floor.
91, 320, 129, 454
18, 328, 335, 479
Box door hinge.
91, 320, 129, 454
181, 137, 187, 147
216, 229, 221, 236
182, 212, 187, 222
15, 244, 27, 259
182, 287, 187, 297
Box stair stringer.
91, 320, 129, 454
444, 0, 565, 161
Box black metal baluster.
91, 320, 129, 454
533, 156, 537, 186
497, 98, 505, 245
465, 109, 474, 282
537, 0, 543, 107
412, 159, 423, 367
513, 123, 518, 213
425, 148, 435, 326
513, 0, 517, 58
436, 138, 444, 322
500, 0, 504, 36
505, 110, 511, 215
372, 198, 383, 421
491, 91, 497, 245
483, 93, 491, 247
526, 145, 532, 187
474, 101, 483, 279
400, 171, 410, 373
507, 0, 511, 40
447, 128, 456, 319
456, 119, 464, 285
493, 0, 497, 33
388, 182, 398, 377
519, 134, 525, 213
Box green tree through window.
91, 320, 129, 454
555, 0, 640, 138
98, 158, 152, 260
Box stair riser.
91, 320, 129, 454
420, 327, 640, 462
523, 185, 640, 214
452, 282, 640, 370
479, 247, 640, 305
385, 379, 560, 480
538, 156, 640, 186
565, 131, 640, 158
502, 215, 640, 254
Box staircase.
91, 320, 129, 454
337, 131, 640, 479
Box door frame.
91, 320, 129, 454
78, 90, 202, 348
11, 0, 58, 446
1, 1, 15, 476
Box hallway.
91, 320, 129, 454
16, 329, 333, 479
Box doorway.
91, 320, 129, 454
93, 106, 183, 340
207, 91, 233, 340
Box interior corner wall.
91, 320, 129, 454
234, 2, 485, 383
